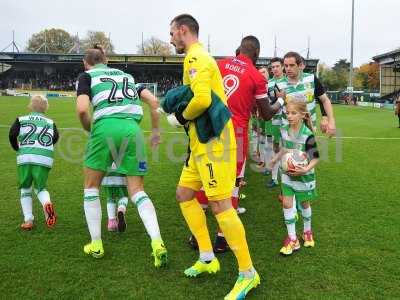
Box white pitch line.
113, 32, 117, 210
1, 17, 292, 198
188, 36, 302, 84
316, 136, 400, 140
1, 124, 399, 139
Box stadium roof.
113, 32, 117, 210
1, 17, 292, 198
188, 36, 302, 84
372, 48, 400, 65
0, 52, 319, 68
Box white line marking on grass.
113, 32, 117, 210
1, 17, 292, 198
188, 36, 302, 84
316, 135, 400, 140
1, 124, 399, 139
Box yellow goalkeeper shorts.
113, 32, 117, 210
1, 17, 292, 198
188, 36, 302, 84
178, 149, 236, 201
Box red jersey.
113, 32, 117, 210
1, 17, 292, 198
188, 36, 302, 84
217, 54, 268, 129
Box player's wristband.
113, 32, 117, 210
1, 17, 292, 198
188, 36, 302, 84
175, 111, 188, 125
277, 98, 285, 107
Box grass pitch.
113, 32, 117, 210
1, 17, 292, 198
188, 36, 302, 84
0, 96, 399, 299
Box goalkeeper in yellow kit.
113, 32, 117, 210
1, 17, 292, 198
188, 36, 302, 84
169, 14, 260, 300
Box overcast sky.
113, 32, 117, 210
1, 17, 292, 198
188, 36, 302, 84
1, 0, 398, 67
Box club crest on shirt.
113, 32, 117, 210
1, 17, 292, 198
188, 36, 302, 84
189, 68, 197, 79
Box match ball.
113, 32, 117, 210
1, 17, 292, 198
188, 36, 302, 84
281, 150, 309, 173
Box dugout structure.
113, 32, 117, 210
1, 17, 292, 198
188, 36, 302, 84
0, 52, 319, 94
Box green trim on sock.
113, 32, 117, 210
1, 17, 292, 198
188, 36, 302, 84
135, 196, 148, 207
84, 195, 99, 202
285, 218, 296, 225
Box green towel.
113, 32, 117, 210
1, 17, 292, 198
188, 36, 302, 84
161, 85, 231, 143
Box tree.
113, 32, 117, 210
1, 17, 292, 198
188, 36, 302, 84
318, 62, 348, 91
355, 62, 379, 91
26, 28, 74, 53
137, 37, 173, 56
333, 59, 350, 73
81, 31, 114, 54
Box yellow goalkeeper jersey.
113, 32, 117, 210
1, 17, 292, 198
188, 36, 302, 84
182, 42, 236, 155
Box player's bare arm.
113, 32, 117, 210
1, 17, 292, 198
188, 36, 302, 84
256, 93, 285, 121
140, 88, 161, 148
318, 93, 336, 136
269, 148, 285, 168
76, 94, 91, 132
289, 158, 319, 176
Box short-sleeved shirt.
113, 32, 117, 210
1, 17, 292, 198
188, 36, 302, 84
77, 72, 146, 100
76, 64, 146, 123
217, 54, 268, 129
281, 73, 326, 127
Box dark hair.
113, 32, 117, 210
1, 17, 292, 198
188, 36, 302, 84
171, 14, 199, 36
84, 45, 107, 66
235, 46, 240, 56
239, 35, 260, 55
270, 57, 283, 65
283, 51, 302, 65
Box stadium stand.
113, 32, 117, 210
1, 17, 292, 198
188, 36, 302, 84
0, 52, 319, 95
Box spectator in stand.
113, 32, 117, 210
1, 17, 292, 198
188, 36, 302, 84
395, 96, 400, 128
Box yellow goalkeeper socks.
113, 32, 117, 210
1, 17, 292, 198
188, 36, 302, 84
216, 208, 253, 272
180, 199, 213, 253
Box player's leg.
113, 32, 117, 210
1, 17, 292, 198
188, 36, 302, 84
210, 198, 260, 300
249, 117, 258, 160
18, 165, 34, 230
301, 200, 314, 247
267, 128, 281, 188
297, 188, 317, 247
126, 175, 167, 267
263, 121, 273, 174
203, 150, 259, 299
280, 185, 300, 255
83, 167, 105, 258
82, 120, 118, 258
178, 154, 219, 277
120, 122, 167, 267
213, 155, 246, 254
257, 133, 266, 168
105, 187, 118, 232
32, 165, 56, 228
116, 188, 129, 233
234, 127, 248, 214
189, 188, 209, 250
268, 142, 280, 188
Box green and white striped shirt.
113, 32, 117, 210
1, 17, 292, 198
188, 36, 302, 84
280, 123, 316, 192
17, 113, 56, 168
281, 73, 320, 127
77, 64, 144, 123
268, 76, 285, 126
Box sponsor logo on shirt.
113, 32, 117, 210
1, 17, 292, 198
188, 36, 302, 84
208, 179, 218, 188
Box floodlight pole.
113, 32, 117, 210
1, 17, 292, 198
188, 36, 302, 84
1, 30, 20, 53
12, 30, 15, 52
141, 32, 144, 54
348, 0, 355, 97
